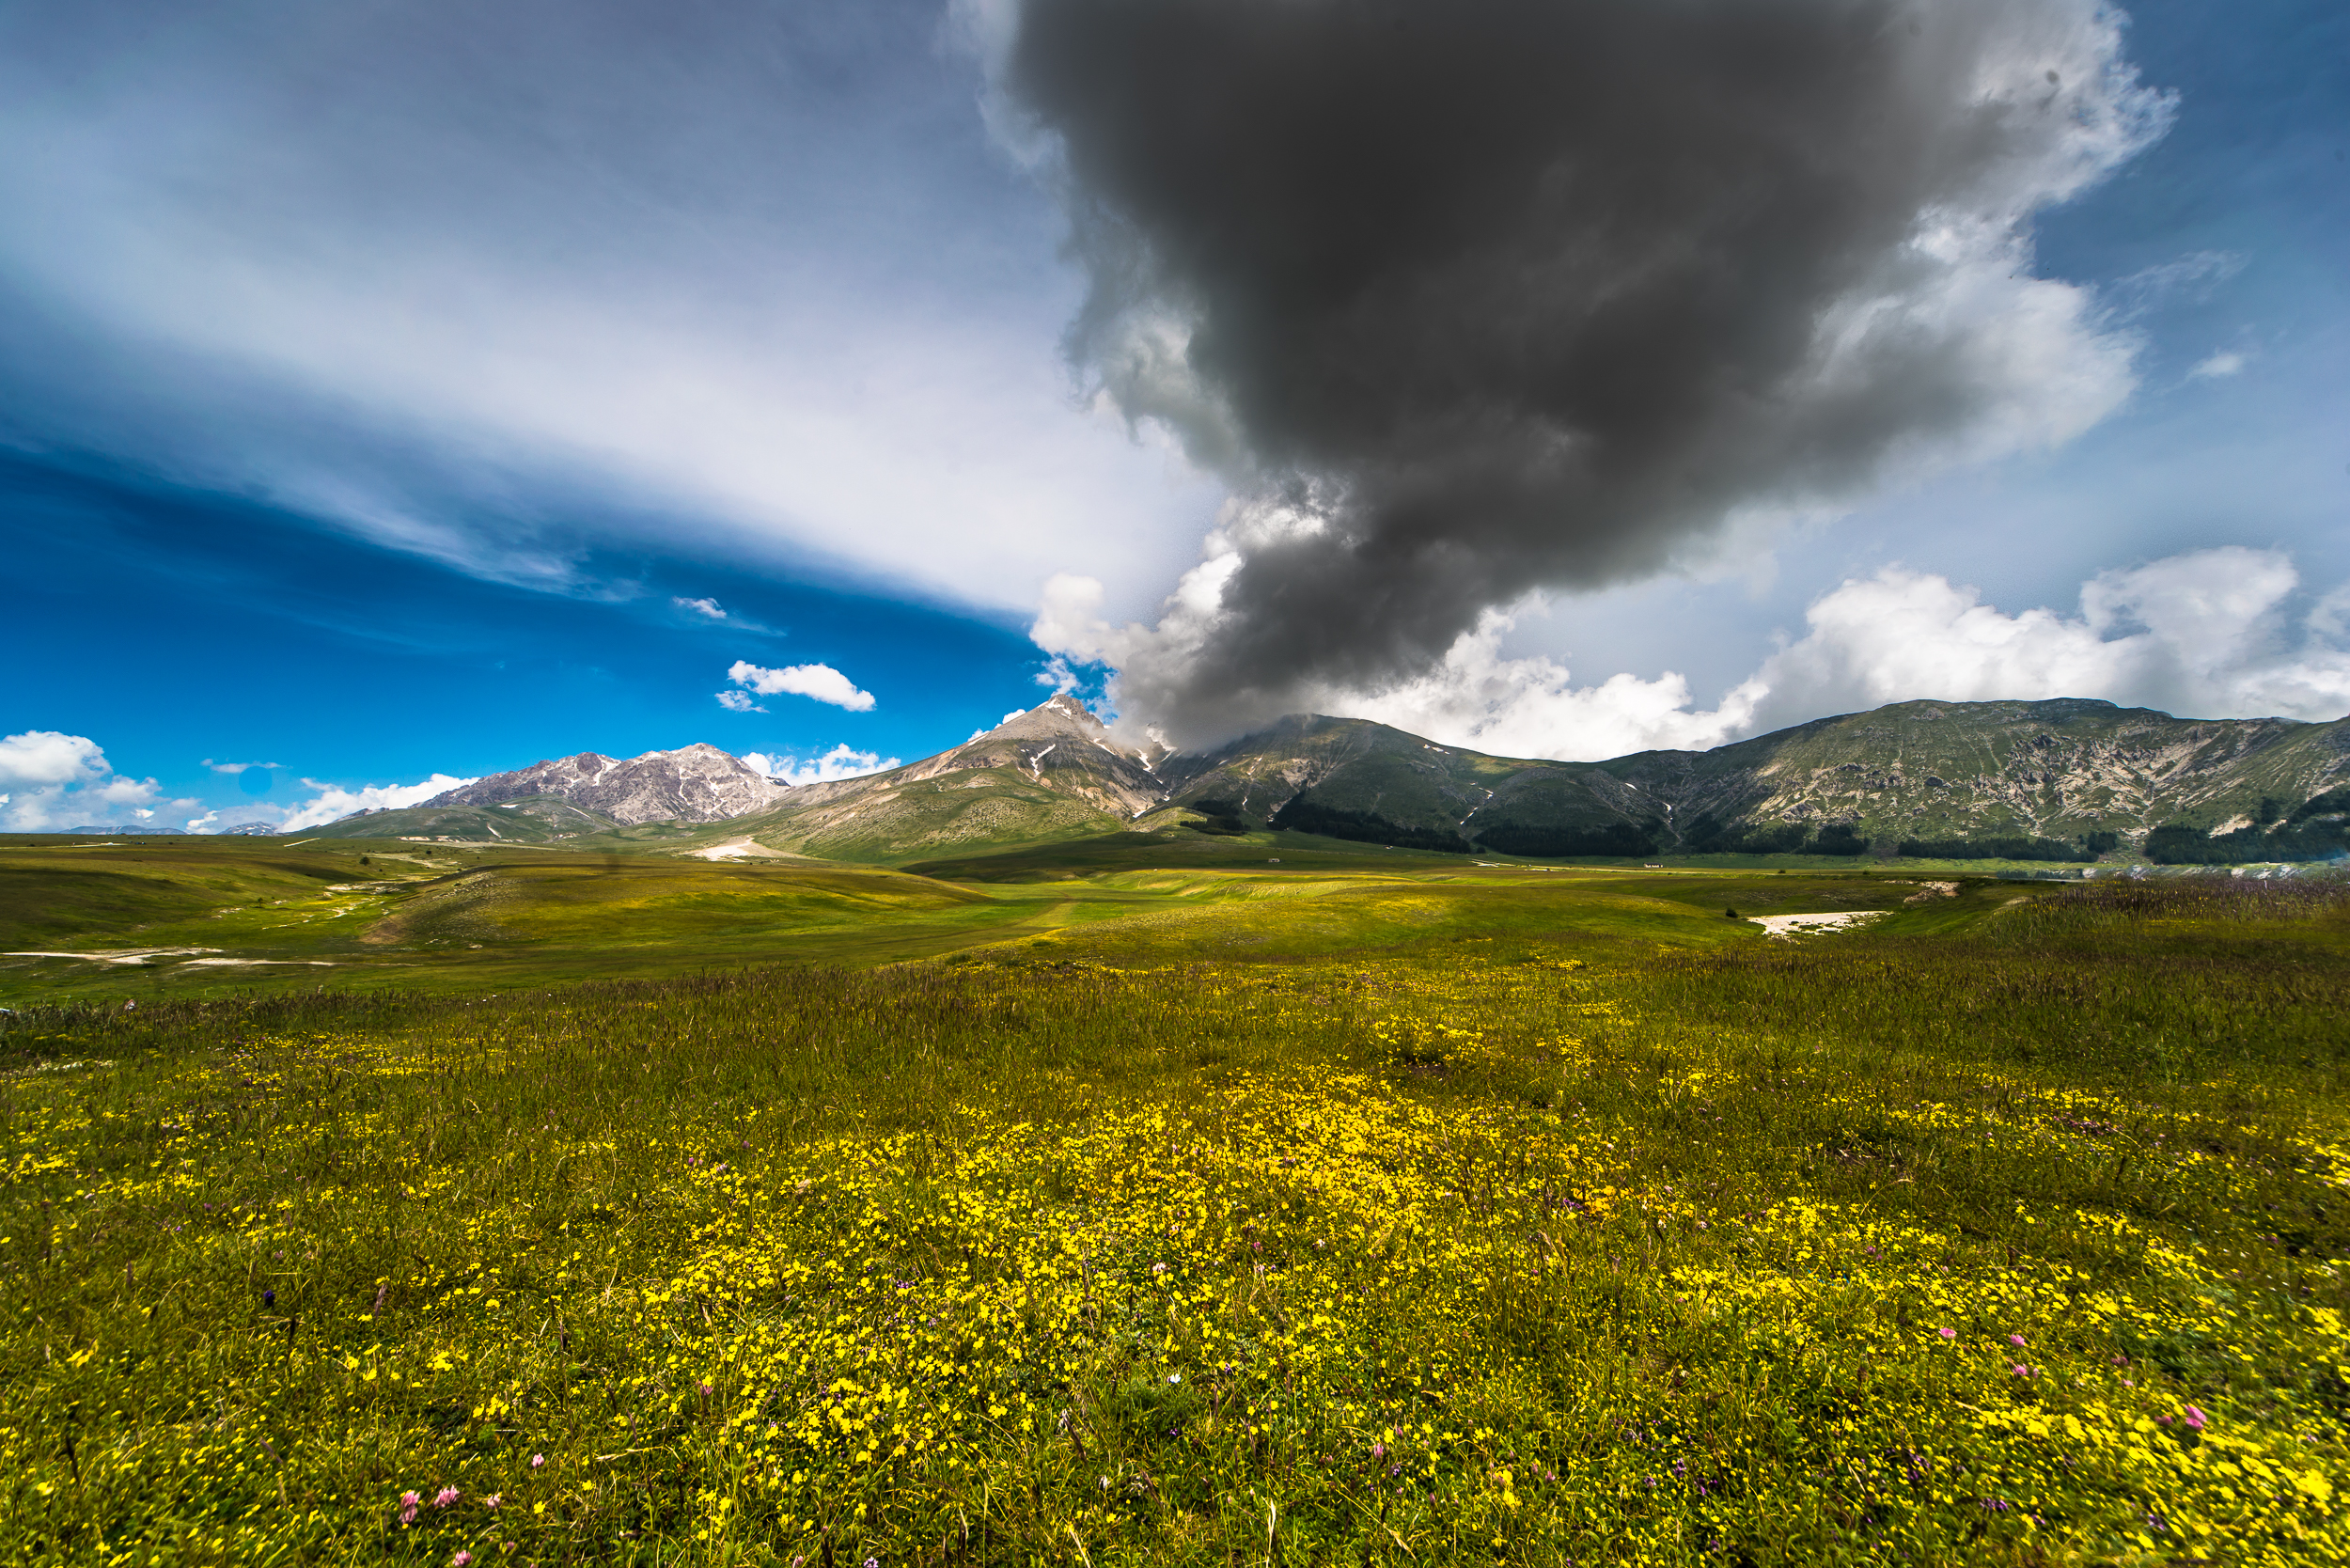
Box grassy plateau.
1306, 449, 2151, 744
5, 834, 2350, 1565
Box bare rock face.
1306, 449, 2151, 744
424, 744, 790, 825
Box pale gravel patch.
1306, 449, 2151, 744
1747, 912, 1889, 939
683, 839, 807, 861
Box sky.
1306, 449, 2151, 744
2, 0, 2344, 832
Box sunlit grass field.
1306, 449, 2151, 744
8, 868, 2350, 1564
1, 832, 2101, 1005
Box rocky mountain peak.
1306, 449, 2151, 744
424, 744, 790, 825
932, 695, 1166, 777
979, 694, 1118, 744
736, 695, 1174, 851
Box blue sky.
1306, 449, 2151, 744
2, 451, 1054, 824
1, 0, 2344, 830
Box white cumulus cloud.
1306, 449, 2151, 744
278, 773, 480, 832
0, 730, 188, 830
1340, 619, 1759, 761
741, 745, 900, 786
1321, 547, 2350, 761
675, 596, 728, 619
727, 660, 875, 713
1749, 547, 2350, 729
715, 690, 764, 713
1, 730, 108, 789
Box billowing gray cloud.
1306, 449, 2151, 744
998, 0, 2173, 745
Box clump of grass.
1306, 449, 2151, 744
6, 890, 2350, 1564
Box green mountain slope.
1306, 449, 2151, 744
712, 695, 1167, 864
304, 795, 622, 843
1144, 699, 2350, 862
1607, 698, 2350, 853
1142, 714, 1624, 852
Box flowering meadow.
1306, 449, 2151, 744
7, 879, 2350, 1564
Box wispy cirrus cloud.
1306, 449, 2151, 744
2186, 351, 2249, 382
2104, 250, 2248, 321
0, 0, 1215, 617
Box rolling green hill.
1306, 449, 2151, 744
304, 794, 624, 843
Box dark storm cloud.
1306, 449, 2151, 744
999, 0, 2171, 743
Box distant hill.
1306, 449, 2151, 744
313, 696, 2350, 864
305, 795, 623, 843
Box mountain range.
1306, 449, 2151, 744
426, 743, 787, 824
312, 693, 2350, 866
